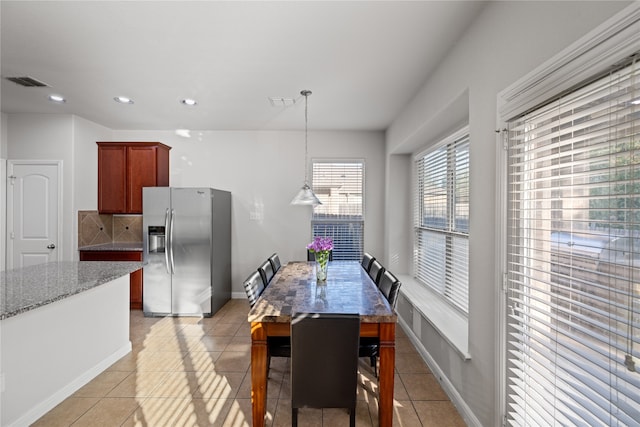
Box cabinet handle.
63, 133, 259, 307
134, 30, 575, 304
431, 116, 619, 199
47, 243, 56, 249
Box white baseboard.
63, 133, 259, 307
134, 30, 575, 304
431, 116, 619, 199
6, 342, 132, 427
397, 316, 482, 427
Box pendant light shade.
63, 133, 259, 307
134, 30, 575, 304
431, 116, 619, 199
291, 183, 322, 205
291, 90, 322, 206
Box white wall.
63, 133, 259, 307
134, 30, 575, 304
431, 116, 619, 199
4, 114, 113, 261
384, 153, 411, 274
1, 114, 7, 158
110, 129, 385, 295
1, 113, 8, 271
385, 1, 631, 426
72, 116, 112, 212
3, 116, 385, 289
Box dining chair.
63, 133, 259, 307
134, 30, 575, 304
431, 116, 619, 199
268, 253, 281, 273
368, 259, 385, 286
258, 259, 274, 287
360, 270, 402, 377
378, 270, 402, 310
291, 312, 360, 427
242, 270, 264, 308
267, 336, 291, 377
361, 252, 375, 272
307, 249, 333, 261
244, 269, 290, 374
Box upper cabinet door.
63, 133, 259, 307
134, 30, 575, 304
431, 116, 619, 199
97, 142, 171, 214
127, 146, 158, 213
97, 144, 127, 213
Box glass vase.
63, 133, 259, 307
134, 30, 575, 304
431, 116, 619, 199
315, 251, 329, 282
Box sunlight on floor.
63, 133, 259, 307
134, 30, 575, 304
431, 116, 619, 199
33, 299, 466, 426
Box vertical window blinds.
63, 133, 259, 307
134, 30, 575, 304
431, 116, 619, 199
506, 58, 640, 426
414, 132, 470, 314
312, 161, 364, 261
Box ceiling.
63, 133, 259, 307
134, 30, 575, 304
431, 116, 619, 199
1, 1, 486, 132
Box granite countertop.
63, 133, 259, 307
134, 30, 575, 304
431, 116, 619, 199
248, 261, 397, 324
0, 261, 142, 320
79, 242, 143, 251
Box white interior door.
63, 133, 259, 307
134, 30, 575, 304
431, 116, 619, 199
7, 161, 62, 269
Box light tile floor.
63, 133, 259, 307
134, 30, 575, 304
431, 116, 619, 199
33, 299, 466, 426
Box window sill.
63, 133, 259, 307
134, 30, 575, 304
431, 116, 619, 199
396, 275, 471, 360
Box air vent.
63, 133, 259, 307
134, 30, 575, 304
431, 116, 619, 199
268, 97, 296, 107
5, 76, 49, 87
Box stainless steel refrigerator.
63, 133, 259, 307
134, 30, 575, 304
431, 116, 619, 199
142, 187, 231, 317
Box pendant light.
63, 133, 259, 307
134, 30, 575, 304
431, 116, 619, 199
290, 90, 322, 206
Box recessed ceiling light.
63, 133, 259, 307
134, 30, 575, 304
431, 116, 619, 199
175, 129, 191, 138
181, 98, 197, 106
114, 96, 134, 104
48, 94, 66, 103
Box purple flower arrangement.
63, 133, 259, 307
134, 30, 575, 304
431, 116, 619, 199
307, 236, 334, 253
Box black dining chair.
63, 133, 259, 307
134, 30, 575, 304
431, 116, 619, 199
244, 269, 290, 374
360, 270, 402, 377
258, 259, 274, 287
378, 270, 402, 310
361, 252, 375, 272
268, 253, 281, 273
291, 312, 360, 427
267, 335, 291, 377
307, 249, 333, 261
368, 259, 385, 286
242, 270, 264, 308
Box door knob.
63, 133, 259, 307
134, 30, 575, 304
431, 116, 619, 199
47, 243, 56, 249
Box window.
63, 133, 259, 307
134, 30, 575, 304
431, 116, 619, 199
414, 130, 469, 314
311, 160, 364, 261
505, 58, 640, 425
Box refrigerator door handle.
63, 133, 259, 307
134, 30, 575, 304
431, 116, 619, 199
169, 208, 176, 274
164, 208, 171, 274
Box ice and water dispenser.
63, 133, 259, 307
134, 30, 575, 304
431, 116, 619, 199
148, 226, 165, 253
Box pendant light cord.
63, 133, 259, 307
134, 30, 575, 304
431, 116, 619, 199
290, 89, 321, 205
302, 89, 311, 185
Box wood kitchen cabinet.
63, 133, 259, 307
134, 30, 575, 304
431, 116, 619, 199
97, 142, 171, 214
79, 250, 143, 309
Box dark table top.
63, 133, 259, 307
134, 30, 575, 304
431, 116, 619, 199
247, 261, 396, 323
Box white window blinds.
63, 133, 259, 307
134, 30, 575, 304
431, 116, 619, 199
414, 131, 469, 314
312, 161, 364, 261
506, 58, 640, 426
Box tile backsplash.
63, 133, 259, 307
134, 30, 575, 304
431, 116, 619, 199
113, 215, 143, 243
78, 210, 142, 247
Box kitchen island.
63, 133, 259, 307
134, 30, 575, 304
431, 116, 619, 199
0, 261, 142, 427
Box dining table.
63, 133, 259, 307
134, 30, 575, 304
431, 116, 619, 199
247, 260, 397, 427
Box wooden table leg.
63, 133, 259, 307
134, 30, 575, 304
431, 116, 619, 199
378, 322, 396, 427
250, 322, 268, 427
